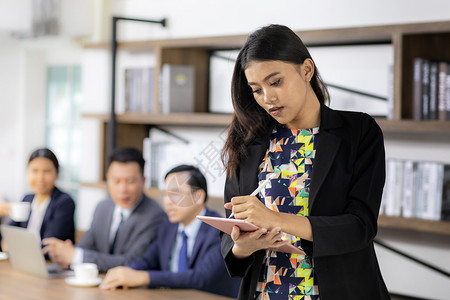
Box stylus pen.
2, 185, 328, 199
228, 172, 277, 219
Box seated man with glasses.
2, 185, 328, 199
100, 164, 240, 298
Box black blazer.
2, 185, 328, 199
221, 104, 390, 300
9, 187, 75, 244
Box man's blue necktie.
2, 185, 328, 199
178, 231, 188, 272
110, 212, 124, 254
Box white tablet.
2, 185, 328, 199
197, 216, 306, 255
197, 215, 259, 234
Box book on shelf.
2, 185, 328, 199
413, 57, 423, 120
421, 59, 430, 120
414, 162, 425, 219
446, 64, 450, 120
124, 67, 154, 113
401, 160, 416, 218
417, 162, 444, 221
438, 61, 448, 121
412, 57, 450, 120
434, 163, 444, 220
441, 165, 450, 220
382, 159, 448, 221
159, 64, 195, 114
428, 61, 438, 121
383, 160, 402, 217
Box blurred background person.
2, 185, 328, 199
100, 164, 240, 298
0, 148, 75, 252
43, 147, 166, 272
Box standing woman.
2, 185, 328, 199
221, 25, 389, 300
1, 148, 75, 250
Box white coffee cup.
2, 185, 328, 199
74, 263, 99, 282
10, 202, 31, 222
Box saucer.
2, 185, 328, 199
0, 252, 8, 261
65, 276, 102, 287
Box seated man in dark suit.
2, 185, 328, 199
100, 164, 240, 298
43, 147, 166, 272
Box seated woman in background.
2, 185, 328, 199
0, 148, 75, 251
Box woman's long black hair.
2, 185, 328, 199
221, 24, 329, 177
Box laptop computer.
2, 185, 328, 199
0, 224, 73, 278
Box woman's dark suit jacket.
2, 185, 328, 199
9, 187, 76, 245
221, 104, 390, 300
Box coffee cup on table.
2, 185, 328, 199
10, 202, 31, 222
74, 263, 99, 282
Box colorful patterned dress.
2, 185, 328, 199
254, 125, 320, 300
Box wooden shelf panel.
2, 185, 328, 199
376, 119, 450, 134
118, 112, 231, 126
120, 35, 247, 51
378, 215, 450, 236
82, 112, 231, 126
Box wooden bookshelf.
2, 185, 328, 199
82, 20, 450, 236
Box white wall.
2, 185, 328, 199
1, 0, 449, 298
0, 36, 83, 202
107, 0, 450, 40
0, 40, 48, 202
0, 36, 22, 202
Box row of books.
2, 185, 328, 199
124, 67, 155, 113
142, 126, 228, 198
413, 58, 450, 120
124, 64, 196, 114
381, 159, 450, 221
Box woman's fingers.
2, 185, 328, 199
230, 225, 241, 241
265, 227, 291, 249
229, 195, 261, 220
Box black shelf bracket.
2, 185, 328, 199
108, 16, 167, 162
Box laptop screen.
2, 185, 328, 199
0, 225, 72, 278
